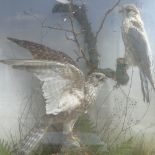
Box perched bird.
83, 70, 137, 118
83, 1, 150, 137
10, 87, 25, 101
7, 37, 78, 153
119, 4, 155, 102
0, 59, 106, 155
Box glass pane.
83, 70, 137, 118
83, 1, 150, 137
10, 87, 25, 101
0, 0, 155, 154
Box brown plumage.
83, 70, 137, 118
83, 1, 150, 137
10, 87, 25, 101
0, 59, 106, 155
7, 37, 77, 67
5, 37, 106, 154
6, 37, 78, 154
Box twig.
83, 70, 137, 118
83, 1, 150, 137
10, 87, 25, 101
52, 3, 99, 69
109, 67, 134, 147
95, 0, 121, 39
69, 16, 89, 64
23, 10, 52, 43
42, 26, 73, 33
68, 3, 89, 64
122, 67, 134, 130
122, 102, 150, 132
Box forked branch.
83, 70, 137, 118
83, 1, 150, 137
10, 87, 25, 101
95, 0, 121, 39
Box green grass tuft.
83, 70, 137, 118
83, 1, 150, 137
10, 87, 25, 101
0, 139, 12, 155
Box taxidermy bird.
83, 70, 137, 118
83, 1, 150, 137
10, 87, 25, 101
7, 37, 79, 154
120, 4, 155, 102
0, 59, 106, 155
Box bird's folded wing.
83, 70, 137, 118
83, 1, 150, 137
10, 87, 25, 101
0, 60, 85, 114
126, 27, 150, 64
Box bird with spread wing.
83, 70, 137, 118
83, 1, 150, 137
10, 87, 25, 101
119, 4, 155, 102
0, 59, 106, 155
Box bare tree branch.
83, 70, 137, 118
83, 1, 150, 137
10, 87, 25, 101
67, 2, 89, 65
42, 25, 74, 33
95, 0, 121, 39
52, 3, 99, 69
69, 16, 89, 64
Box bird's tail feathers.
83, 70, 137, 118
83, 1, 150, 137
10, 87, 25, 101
147, 72, 155, 91
16, 122, 49, 155
140, 71, 150, 103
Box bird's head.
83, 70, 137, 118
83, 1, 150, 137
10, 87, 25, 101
87, 72, 106, 87
119, 4, 140, 17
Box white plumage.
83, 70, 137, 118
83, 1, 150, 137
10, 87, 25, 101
0, 59, 106, 154
120, 4, 155, 102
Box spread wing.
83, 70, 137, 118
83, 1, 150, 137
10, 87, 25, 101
0, 60, 85, 115
7, 37, 77, 67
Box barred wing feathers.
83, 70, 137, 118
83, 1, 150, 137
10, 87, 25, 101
7, 37, 77, 67
15, 121, 49, 155
0, 60, 85, 115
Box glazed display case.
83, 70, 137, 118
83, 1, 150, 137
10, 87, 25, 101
0, 0, 155, 154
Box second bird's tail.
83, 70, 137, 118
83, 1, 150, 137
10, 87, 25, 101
140, 71, 151, 103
